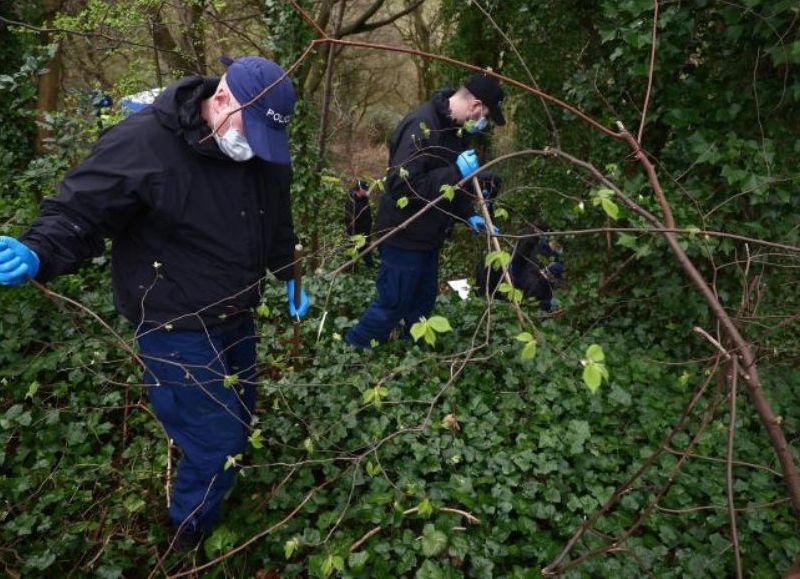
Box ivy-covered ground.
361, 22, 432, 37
1, 256, 798, 577
1, 0, 799, 576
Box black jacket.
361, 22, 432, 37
21, 76, 296, 330
344, 188, 372, 238
374, 90, 474, 251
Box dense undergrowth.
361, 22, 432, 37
1, 257, 798, 577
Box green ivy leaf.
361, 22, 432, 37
396, 196, 409, 209
421, 524, 448, 557
256, 304, 270, 318
285, 536, 301, 559
223, 374, 239, 388
204, 525, 237, 559
321, 554, 345, 577
26, 551, 56, 571
493, 207, 509, 220
349, 551, 369, 569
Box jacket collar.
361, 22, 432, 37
431, 88, 458, 129
152, 76, 227, 159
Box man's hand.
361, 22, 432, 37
285, 280, 310, 319
456, 149, 480, 179
0, 236, 39, 286
467, 215, 499, 235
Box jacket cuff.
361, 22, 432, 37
17, 236, 54, 283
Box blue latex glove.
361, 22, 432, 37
546, 262, 564, 279
0, 236, 40, 286
456, 149, 479, 178
285, 280, 309, 319
467, 215, 499, 235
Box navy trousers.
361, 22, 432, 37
346, 244, 439, 348
136, 318, 257, 534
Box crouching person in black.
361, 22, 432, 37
477, 227, 564, 311
344, 179, 374, 268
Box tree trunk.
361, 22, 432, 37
148, 3, 201, 80
34, 0, 65, 161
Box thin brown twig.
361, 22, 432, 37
542, 357, 721, 574
693, 326, 732, 360
471, 175, 525, 326
469, 0, 561, 147
166, 476, 339, 578
31, 280, 145, 370
727, 358, 743, 578
637, 0, 659, 144
348, 505, 480, 553
654, 498, 790, 514
615, 122, 800, 517
663, 447, 783, 478
545, 361, 727, 574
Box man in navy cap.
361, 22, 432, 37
0, 56, 309, 548
346, 72, 505, 348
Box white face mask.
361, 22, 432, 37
213, 113, 254, 162
466, 115, 488, 134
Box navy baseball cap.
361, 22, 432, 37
220, 56, 296, 165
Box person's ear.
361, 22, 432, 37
213, 85, 232, 112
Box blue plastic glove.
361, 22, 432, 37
546, 262, 564, 279
456, 149, 479, 178
285, 280, 309, 319
0, 236, 40, 286
467, 215, 499, 235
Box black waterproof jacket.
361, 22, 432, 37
374, 90, 474, 251
21, 76, 296, 330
